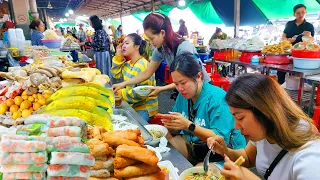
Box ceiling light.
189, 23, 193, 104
47, 1, 53, 9
51, 18, 53, 20
65, 13, 69, 17
178, 0, 185, 7
69, 10, 74, 14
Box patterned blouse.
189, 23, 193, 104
92, 29, 109, 52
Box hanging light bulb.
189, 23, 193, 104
65, 13, 69, 17
69, 10, 74, 15
178, 0, 186, 7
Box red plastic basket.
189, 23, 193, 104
239, 52, 262, 62
292, 50, 320, 58
264, 55, 291, 64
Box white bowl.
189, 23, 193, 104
179, 166, 221, 180
133, 85, 153, 96
144, 124, 168, 146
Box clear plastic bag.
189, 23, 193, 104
7, 53, 20, 67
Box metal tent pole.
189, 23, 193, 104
234, 0, 240, 38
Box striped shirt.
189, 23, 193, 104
31, 30, 44, 46
111, 55, 158, 117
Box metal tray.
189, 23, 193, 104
113, 108, 153, 144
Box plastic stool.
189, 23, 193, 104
212, 77, 231, 91
204, 63, 212, 73
312, 107, 320, 131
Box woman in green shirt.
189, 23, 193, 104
209, 27, 227, 45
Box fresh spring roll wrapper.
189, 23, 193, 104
0, 164, 48, 172
47, 117, 86, 128
24, 114, 53, 125
16, 131, 47, 137
0, 151, 48, 165
1, 134, 46, 142
47, 143, 90, 153
50, 152, 95, 166
16, 124, 49, 133
91, 158, 113, 170
47, 126, 82, 137
0, 139, 46, 153
3, 172, 46, 180
47, 177, 87, 180
47, 165, 91, 178
45, 136, 82, 145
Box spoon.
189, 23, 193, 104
203, 146, 215, 172
292, 33, 303, 39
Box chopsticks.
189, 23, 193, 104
218, 156, 245, 180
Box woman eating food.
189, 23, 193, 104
160, 53, 246, 165
112, 13, 211, 97
111, 33, 158, 122
207, 74, 320, 180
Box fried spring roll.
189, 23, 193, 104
104, 131, 138, 143
116, 145, 158, 166
114, 164, 160, 178
89, 177, 119, 180
113, 156, 139, 169
91, 158, 113, 170
125, 169, 167, 180
93, 126, 102, 140
137, 136, 144, 145
91, 169, 111, 178
90, 143, 111, 157
103, 135, 140, 147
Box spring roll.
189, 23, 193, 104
24, 114, 52, 125
93, 126, 102, 140
3, 172, 46, 180
0, 152, 48, 165
89, 143, 112, 157
103, 135, 140, 147
47, 177, 87, 180
114, 163, 160, 178
89, 178, 119, 180
116, 145, 158, 166
50, 152, 95, 166
125, 169, 168, 180
90, 169, 111, 178
47, 165, 91, 178
137, 136, 144, 145
16, 124, 49, 133
0, 139, 46, 153
91, 158, 113, 170
46, 136, 82, 145
104, 131, 138, 142
48, 117, 86, 128
47, 126, 82, 137
113, 156, 139, 169
46, 143, 90, 153
1, 134, 45, 142
0, 164, 48, 172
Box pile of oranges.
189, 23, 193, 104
0, 90, 51, 120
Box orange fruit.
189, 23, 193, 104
0, 104, 8, 114
43, 93, 51, 99
32, 94, 37, 98
29, 107, 34, 111
37, 94, 43, 100
28, 96, 35, 102
21, 109, 32, 118
6, 99, 14, 107
22, 90, 27, 96
38, 98, 46, 106
10, 105, 19, 113
20, 101, 31, 110
12, 111, 22, 120
14, 96, 23, 106
33, 103, 41, 111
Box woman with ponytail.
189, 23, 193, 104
111, 33, 158, 122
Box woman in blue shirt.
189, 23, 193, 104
115, 25, 123, 38
161, 53, 246, 165
29, 19, 45, 46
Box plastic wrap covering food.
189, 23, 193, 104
0, 152, 48, 165
1, 134, 45, 142
3, 172, 46, 180
47, 165, 91, 178
50, 152, 95, 166
43, 30, 61, 40
293, 42, 320, 51
234, 36, 264, 51
0, 164, 48, 172
47, 143, 90, 153
0, 139, 46, 153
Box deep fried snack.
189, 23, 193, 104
114, 156, 139, 169
114, 163, 160, 178
103, 134, 140, 147
116, 145, 158, 166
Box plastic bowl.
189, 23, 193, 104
42, 40, 61, 49
293, 57, 320, 69
144, 125, 168, 147
179, 166, 222, 180
133, 85, 153, 96
292, 50, 320, 58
